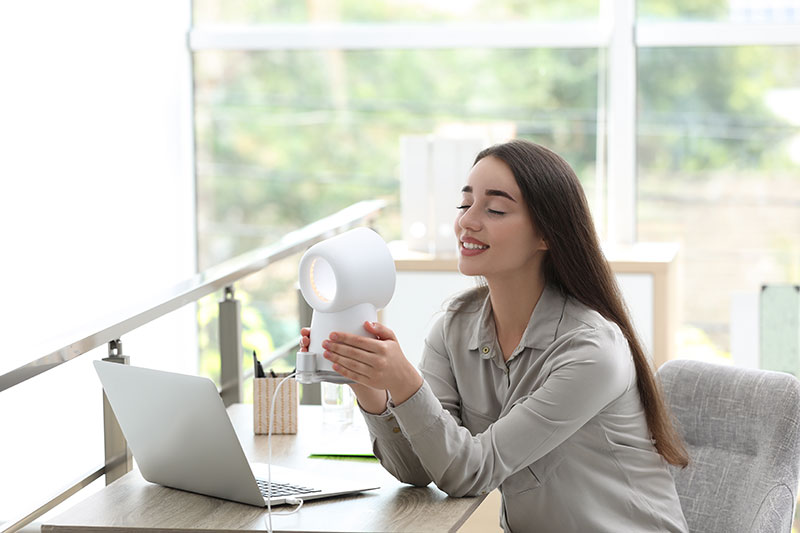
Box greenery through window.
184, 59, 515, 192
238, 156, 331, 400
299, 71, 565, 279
193, 0, 599, 24
638, 45, 800, 357
192, 0, 800, 381
193, 47, 599, 384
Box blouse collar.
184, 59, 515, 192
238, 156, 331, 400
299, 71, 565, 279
467, 283, 567, 356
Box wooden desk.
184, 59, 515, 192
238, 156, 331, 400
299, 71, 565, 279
42, 405, 484, 533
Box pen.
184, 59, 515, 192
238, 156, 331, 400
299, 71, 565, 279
254, 350, 266, 378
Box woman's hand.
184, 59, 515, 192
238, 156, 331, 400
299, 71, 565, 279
322, 321, 423, 406
299, 327, 311, 352
299, 325, 389, 414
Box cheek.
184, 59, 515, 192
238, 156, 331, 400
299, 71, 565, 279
508, 223, 541, 256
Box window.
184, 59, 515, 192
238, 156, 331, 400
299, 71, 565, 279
191, 0, 800, 374
193, 1, 599, 24
191, 3, 603, 379
638, 45, 800, 355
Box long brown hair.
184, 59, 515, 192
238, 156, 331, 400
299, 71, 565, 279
475, 139, 689, 468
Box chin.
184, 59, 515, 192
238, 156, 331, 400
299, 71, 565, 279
457, 261, 482, 277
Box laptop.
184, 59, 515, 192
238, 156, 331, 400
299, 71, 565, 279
93, 360, 379, 507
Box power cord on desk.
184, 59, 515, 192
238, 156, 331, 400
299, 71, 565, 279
264, 496, 304, 529
264, 372, 302, 533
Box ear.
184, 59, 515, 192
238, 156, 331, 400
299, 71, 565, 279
538, 238, 549, 251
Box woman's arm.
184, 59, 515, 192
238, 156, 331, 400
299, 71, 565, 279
300, 325, 432, 486
325, 322, 632, 497
348, 383, 388, 414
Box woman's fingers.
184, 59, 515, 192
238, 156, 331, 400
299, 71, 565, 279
330, 360, 370, 383
299, 335, 309, 352
299, 327, 311, 352
325, 350, 373, 378
316, 323, 403, 389
325, 322, 396, 349
323, 340, 376, 368
363, 321, 397, 341
329, 330, 383, 352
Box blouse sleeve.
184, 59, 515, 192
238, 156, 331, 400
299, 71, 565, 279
386, 324, 632, 497
359, 314, 454, 487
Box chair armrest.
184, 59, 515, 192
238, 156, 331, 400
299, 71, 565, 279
751, 484, 795, 533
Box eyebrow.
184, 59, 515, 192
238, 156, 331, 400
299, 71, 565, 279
461, 185, 517, 203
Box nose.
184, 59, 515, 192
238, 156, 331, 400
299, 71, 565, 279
457, 206, 481, 232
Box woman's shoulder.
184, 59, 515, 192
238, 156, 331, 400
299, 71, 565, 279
552, 296, 633, 376
445, 285, 489, 314
425, 285, 488, 343
559, 294, 625, 342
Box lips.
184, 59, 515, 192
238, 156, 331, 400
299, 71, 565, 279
461, 236, 488, 247
460, 236, 489, 256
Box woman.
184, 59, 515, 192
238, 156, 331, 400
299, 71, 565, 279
301, 139, 689, 532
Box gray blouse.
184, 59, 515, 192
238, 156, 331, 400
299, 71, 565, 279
361, 284, 688, 533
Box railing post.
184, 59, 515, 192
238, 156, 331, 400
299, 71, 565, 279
297, 286, 321, 405
219, 285, 242, 406
102, 339, 132, 485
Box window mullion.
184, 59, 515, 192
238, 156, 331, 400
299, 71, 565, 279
606, 0, 637, 245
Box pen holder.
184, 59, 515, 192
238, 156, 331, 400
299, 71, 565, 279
253, 375, 299, 435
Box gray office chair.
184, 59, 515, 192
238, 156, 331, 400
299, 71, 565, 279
657, 359, 800, 533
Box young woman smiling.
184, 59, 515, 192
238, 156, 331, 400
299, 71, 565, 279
301, 140, 689, 532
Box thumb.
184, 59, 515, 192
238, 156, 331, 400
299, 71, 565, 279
364, 321, 396, 341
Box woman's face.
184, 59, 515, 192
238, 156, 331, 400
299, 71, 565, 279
454, 155, 547, 281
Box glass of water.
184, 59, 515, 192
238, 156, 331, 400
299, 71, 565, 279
321, 382, 356, 425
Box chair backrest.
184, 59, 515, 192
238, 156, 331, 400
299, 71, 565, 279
657, 359, 800, 533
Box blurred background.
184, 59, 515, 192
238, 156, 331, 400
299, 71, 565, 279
192, 0, 799, 375
1, 0, 799, 525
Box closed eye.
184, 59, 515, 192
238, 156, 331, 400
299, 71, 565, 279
457, 205, 505, 215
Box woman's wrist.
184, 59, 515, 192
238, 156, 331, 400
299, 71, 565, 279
349, 383, 388, 415
387, 364, 424, 406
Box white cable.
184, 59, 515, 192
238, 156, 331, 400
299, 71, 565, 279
264, 498, 303, 531
265, 372, 297, 533
276, 497, 304, 514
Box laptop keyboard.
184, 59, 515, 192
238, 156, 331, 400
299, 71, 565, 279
256, 479, 322, 499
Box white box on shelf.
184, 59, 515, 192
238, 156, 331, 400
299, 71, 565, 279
400, 135, 486, 256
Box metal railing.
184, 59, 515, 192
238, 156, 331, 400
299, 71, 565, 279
0, 199, 386, 533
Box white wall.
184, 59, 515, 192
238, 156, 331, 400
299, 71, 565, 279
0, 0, 196, 519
